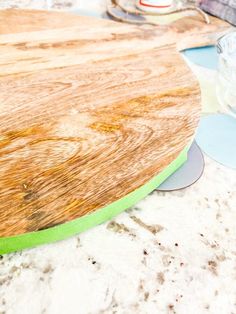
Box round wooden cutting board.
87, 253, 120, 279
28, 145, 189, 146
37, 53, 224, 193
0, 9, 229, 254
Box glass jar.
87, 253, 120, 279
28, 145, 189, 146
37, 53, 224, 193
216, 32, 236, 118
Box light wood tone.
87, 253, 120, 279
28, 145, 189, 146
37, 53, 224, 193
0, 9, 229, 237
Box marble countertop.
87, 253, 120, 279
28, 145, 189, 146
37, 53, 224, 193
0, 1, 236, 314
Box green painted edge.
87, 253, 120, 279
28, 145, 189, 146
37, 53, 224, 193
0, 144, 190, 255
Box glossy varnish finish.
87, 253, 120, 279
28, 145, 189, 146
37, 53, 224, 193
0, 10, 229, 237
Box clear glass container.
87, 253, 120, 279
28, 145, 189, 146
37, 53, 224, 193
216, 32, 236, 118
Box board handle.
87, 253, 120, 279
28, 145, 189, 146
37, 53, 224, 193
164, 14, 232, 52
177, 28, 233, 51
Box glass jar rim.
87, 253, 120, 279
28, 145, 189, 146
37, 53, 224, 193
217, 32, 236, 67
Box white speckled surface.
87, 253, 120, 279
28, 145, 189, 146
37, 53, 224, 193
0, 1, 236, 314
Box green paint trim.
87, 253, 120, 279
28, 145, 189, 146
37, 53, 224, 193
0, 145, 190, 255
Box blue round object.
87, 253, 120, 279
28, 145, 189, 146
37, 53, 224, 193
196, 114, 236, 169
183, 46, 218, 70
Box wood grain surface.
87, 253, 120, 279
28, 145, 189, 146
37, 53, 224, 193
0, 9, 229, 237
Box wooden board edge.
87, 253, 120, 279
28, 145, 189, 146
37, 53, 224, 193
0, 143, 191, 254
